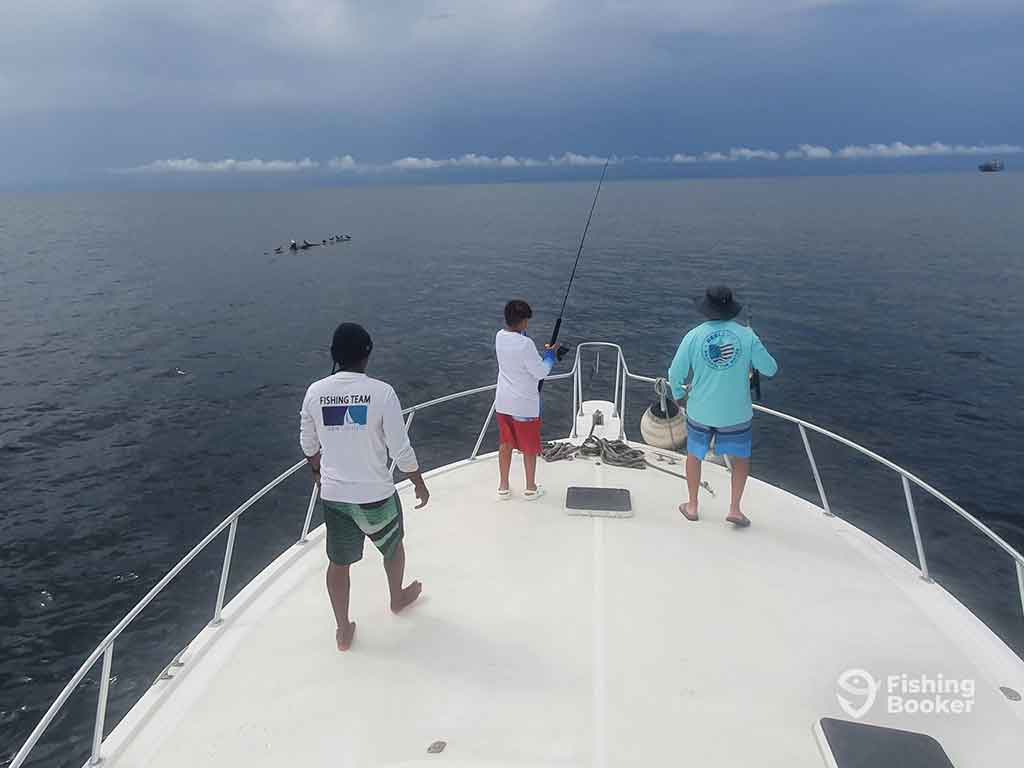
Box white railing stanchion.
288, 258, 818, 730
798, 424, 833, 517
89, 643, 114, 766
211, 519, 238, 626
578, 355, 584, 416
470, 402, 497, 460
572, 364, 580, 437
298, 484, 319, 544
613, 353, 622, 417
902, 475, 932, 582
575, 356, 584, 432
1016, 561, 1024, 620
572, 363, 579, 434
619, 365, 627, 440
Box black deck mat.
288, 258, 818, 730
818, 718, 955, 768
565, 486, 632, 513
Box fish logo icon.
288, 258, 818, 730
836, 669, 879, 719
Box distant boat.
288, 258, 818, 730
978, 159, 1004, 173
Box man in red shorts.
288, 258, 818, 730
494, 299, 560, 500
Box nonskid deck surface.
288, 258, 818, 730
100, 451, 1024, 767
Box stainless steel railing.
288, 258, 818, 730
572, 341, 1024, 608
10, 342, 1024, 767
8, 372, 573, 768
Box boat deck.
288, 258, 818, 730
99, 448, 1024, 767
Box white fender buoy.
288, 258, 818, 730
640, 399, 686, 449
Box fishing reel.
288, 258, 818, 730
556, 344, 572, 362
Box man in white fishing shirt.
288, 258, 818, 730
300, 323, 429, 651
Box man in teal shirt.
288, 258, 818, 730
668, 286, 778, 527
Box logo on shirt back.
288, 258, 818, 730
320, 394, 371, 427
322, 405, 368, 426
702, 329, 741, 370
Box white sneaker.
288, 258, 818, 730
523, 486, 545, 501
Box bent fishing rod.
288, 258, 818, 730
539, 159, 609, 391
549, 159, 608, 349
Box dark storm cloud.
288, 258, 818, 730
1, 1, 1021, 184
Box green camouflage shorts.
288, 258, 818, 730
322, 493, 404, 566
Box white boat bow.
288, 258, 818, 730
9, 342, 1024, 768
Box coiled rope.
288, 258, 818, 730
541, 416, 646, 468
541, 390, 715, 497
541, 441, 580, 462
578, 434, 648, 468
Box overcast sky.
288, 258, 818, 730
2, 1, 1021, 185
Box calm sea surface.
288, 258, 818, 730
2, 174, 1023, 765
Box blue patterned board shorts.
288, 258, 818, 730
686, 417, 752, 460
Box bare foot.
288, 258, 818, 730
726, 511, 751, 528
679, 502, 699, 521
391, 580, 423, 613
336, 621, 356, 651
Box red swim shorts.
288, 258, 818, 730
497, 413, 543, 456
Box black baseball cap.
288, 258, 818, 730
330, 323, 373, 367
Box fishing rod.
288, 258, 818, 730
538, 159, 609, 392
748, 308, 762, 402
706, 236, 763, 403
548, 160, 610, 346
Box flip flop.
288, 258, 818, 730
726, 514, 751, 528
678, 503, 699, 522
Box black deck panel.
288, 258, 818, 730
818, 718, 955, 768
565, 486, 632, 513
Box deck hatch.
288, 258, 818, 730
565, 486, 633, 517
817, 718, 955, 767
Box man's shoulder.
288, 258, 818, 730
699, 320, 751, 338
724, 321, 756, 341
496, 329, 532, 351
304, 375, 334, 398
305, 374, 394, 395
683, 322, 713, 342
361, 375, 397, 397
682, 321, 753, 351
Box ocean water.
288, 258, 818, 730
2, 173, 1023, 765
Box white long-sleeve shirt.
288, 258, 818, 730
494, 329, 556, 418
299, 371, 418, 504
